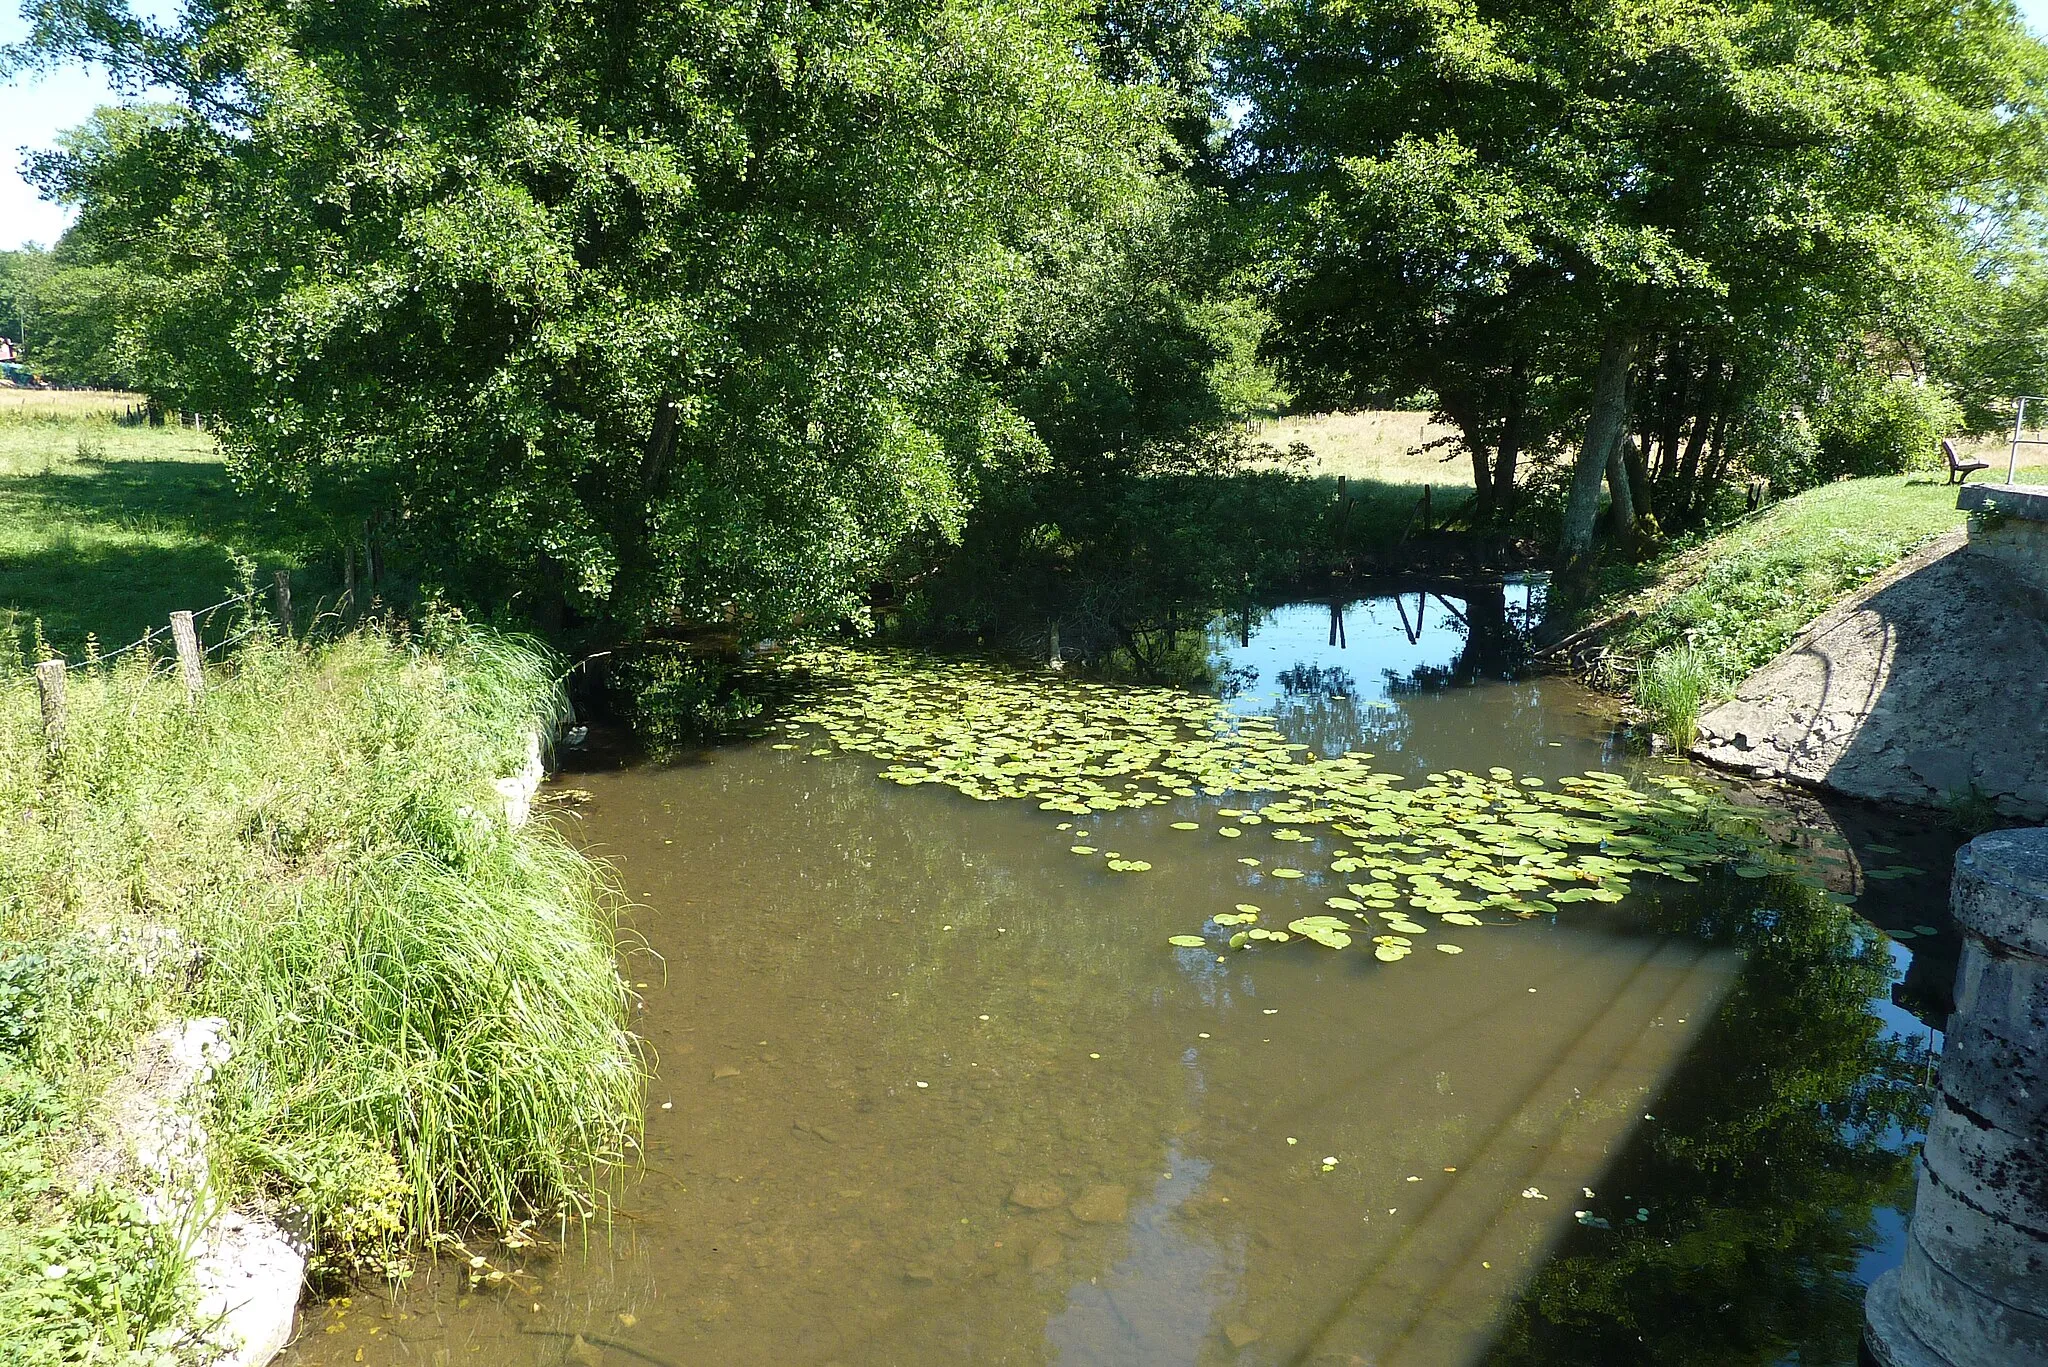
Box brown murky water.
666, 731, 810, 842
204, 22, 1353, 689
281, 590, 1946, 1367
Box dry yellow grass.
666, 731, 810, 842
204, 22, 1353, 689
1264, 416, 2044, 491
1953, 430, 2048, 482
0, 388, 145, 421
1249, 410, 1474, 487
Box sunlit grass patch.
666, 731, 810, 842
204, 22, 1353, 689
1251, 410, 1474, 487
0, 404, 311, 653
1582, 471, 2048, 710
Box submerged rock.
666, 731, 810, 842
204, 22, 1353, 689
1069, 1184, 1128, 1225
1008, 1180, 1065, 1211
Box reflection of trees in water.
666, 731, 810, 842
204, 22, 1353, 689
1482, 877, 1930, 1367
1275, 663, 1359, 697
1267, 698, 1415, 758
1001, 577, 1546, 698
1383, 581, 1539, 694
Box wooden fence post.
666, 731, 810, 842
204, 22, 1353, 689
170, 611, 203, 695
35, 659, 65, 756
273, 570, 293, 634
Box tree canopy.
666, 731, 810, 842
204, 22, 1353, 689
1226, 0, 2048, 551
14, 0, 1186, 635
13, 0, 2048, 619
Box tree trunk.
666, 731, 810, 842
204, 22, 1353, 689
1624, 435, 1653, 522
1674, 357, 1723, 518
1652, 349, 1689, 485
1496, 360, 1525, 515
1468, 439, 1495, 520
1440, 395, 1494, 522
1606, 438, 1638, 547
605, 396, 681, 637
1701, 406, 1733, 493
1560, 326, 1639, 561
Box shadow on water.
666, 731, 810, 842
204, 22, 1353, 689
279, 578, 1954, 1367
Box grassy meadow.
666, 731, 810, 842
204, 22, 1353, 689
1252, 409, 1473, 487
0, 390, 311, 658
1245, 411, 1479, 547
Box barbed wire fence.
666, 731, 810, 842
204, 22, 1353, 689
7, 570, 375, 754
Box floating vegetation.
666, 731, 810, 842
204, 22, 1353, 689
780, 647, 1769, 968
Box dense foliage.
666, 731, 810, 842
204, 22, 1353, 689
1226, 0, 2048, 553
12, 0, 1189, 639
11, 0, 2048, 616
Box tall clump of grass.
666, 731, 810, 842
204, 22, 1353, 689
1636, 645, 1714, 752
0, 609, 640, 1325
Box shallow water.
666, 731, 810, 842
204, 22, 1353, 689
283, 586, 1953, 1367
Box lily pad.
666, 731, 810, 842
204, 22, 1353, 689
1287, 915, 1355, 948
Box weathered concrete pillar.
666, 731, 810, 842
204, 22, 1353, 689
1865, 828, 2048, 1367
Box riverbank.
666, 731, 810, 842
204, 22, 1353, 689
0, 617, 639, 1364
1548, 470, 2046, 746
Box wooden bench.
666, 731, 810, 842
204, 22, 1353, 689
1944, 438, 1990, 485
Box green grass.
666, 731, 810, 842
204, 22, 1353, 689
0, 395, 313, 657
1636, 645, 1711, 750
0, 616, 640, 1360
1581, 468, 2048, 711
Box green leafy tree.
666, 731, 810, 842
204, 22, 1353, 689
13, 0, 1175, 637
1228, 0, 2048, 555
0, 247, 48, 354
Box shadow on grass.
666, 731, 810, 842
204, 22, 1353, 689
0, 457, 314, 654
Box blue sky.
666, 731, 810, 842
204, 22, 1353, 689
6, 0, 2048, 249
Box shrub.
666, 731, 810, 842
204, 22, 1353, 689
1727, 401, 1821, 494
617, 645, 765, 749
1808, 373, 1962, 484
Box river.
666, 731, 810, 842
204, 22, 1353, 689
281, 582, 1956, 1367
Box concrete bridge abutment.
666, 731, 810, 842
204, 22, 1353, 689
1865, 827, 2048, 1367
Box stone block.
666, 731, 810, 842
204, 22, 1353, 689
1866, 827, 2048, 1367
1895, 1225, 2048, 1367
1953, 830, 2048, 959
1908, 1172, 2048, 1320
1921, 1101, 2048, 1240
1938, 946, 2048, 1135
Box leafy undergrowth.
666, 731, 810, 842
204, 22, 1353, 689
1575, 471, 2046, 734
0, 615, 640, 1362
